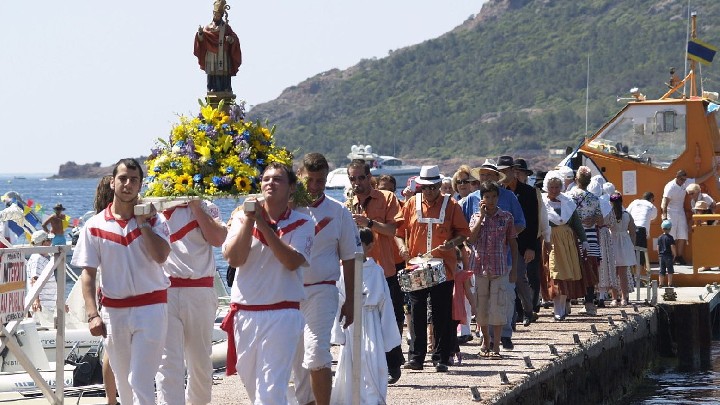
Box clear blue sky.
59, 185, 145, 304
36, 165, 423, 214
0, 1, 486, 174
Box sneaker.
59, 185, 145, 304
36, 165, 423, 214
404, 361, 423, 370
523, 316, 532, 327
388, 367, 402, 384
500, 337, 514, 350
435, 363, 449, 372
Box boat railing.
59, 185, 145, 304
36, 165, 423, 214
0, 245, 70, 405
634, 246, 656, 304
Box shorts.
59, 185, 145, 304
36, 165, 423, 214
475, 273, 509, 326
659, 256, 674, 275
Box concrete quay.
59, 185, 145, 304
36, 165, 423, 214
1, 286, 716, 404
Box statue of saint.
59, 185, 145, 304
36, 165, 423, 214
194, 0, 242, 93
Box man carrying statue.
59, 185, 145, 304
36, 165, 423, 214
194, 0, 242, 93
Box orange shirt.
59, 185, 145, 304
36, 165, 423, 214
397, 195, 470, 281
351, 189, 403, 277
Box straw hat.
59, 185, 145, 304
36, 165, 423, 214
470, 159, 507, 183
694, 200, 710, 211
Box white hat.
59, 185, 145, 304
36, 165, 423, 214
602, 182, 616, 195
416, 165, 442, 185
557, 166, 574, 179
31, 230, 49, 245
471, 159, 507, 184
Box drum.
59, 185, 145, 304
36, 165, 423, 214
397, 258, 446, 292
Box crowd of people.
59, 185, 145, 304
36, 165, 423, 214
59, 153, 718, 405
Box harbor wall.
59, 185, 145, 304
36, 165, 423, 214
492, 310, 658, 405
492, 298, 718, 405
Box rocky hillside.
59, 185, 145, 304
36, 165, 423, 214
247, 0, 720, 171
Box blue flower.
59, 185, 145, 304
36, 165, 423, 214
256, 158, 265, 166
170, 161, 179, 169
212, 176, 222, 186
207, 158, 216, 167
193, 174, 203, 183
241, 130, 251, 141
225, 166, 235, 174
154, 165, 162, 172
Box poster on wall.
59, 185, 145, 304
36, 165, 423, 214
0, 250, 27, 324
622, 170, 637, 196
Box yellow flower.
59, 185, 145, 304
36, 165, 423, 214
234, 176, 252, 193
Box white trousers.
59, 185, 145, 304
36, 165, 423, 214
235, 308, 304, 405
156, 287, 218, 405
105, 303, 167, 405
292, 284, 338, 405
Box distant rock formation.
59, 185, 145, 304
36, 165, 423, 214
53, 158, 147, 178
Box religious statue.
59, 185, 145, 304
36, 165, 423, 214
194, 0, 242, 95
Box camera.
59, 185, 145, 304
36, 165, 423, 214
243, 199, 256, 213
133, 203, 153, 216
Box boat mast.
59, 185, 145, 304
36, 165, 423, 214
689, 12, 698, 97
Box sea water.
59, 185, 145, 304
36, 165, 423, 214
3, 176, 719, 403
0, 176, 347, 291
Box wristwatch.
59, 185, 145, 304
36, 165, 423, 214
367, 219, 374, 228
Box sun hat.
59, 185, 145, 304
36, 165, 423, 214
557, 166, 574, 180
513, 158, 533, 175
470, 159, 507, 183
53, 203, 66, 211
496, 155, 515, 170
694, 200, 710, 211
31, 230, 49, 245
661, 219, 672, 229
602, 182, 616, 195
415, 166, 442, 185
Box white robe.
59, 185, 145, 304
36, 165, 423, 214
330, 258, 401, 405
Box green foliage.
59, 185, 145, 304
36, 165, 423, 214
248, 0, 720, 165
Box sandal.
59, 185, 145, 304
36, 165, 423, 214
479, 346, 491, 357
490, 351, 503, 359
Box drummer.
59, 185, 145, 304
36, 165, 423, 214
396, 165, 470, 372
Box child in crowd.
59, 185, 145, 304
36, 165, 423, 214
467, 181, 517, 358
330, 227, 401, 405
658, 220, 676, 287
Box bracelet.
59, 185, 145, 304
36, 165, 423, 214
139, 222, 151, 229
88, 314, 100, 322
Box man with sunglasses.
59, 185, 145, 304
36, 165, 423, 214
346, 159, 405, 383
396, 165, 470, 372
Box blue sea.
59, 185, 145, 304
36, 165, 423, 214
2, 175, 719, 403
0, 175, 347, 290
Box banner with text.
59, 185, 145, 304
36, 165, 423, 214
1, 250, 27, 324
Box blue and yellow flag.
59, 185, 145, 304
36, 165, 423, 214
688, 38, 717, 66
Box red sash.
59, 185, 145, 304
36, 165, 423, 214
220, 301, 300, 376
101, 289, 167, 308
169, 276, 214, 288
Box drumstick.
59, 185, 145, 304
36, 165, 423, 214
419, 245, 443, 259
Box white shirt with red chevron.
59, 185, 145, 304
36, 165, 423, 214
296, 194, 361, 285
71, 204, 171, 299
160, 201, 222, 279
224, 208, 314, 305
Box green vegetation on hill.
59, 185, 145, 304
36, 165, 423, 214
248, 0, 720, 169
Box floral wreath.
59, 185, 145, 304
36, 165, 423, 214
144, 100, 293, 197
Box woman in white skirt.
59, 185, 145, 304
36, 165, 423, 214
608, 192, 636, 305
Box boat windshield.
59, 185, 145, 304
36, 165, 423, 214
588, 104, 686, 169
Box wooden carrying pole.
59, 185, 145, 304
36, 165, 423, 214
351, 252, 363, 404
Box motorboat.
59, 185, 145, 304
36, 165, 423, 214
556, 15, 720, 285
326, 144, 420, 190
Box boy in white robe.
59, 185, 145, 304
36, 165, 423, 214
330, 227, 401, 405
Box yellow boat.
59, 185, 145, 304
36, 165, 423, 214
562, 14, 720, 286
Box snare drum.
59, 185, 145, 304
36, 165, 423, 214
397, 258, 446, 292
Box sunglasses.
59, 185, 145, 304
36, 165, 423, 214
457, 179, 473, 185
348, 175, 367, 182
421, 184, 439, 191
